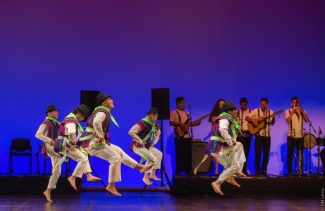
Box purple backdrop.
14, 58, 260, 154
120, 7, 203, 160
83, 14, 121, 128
1, 1, 324, 187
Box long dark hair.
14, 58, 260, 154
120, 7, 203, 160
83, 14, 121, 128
208, 98, 225, 123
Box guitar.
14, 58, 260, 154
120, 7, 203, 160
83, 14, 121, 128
247, 110, 283, 134
174, 113, 210, 138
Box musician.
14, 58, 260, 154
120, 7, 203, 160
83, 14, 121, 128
285, 96, 308, 177
245, 98, 275, 176
169, 97, 201, 176
208, 98, 225, 176
236, 98, 251, 176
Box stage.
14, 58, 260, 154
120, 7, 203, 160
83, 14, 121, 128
173, 175, 324, 197
0, 175, 81, 195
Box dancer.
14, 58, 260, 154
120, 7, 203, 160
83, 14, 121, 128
36, 104, 100, 202
209, 101, 246, 195
78, 92, 153, 196
129, 107, 162, 185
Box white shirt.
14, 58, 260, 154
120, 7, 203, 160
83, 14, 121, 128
219, 119, 236, 146
65, 123, 78, 144
129, 124, 161, 145
285, 108, 305, 138
237, 108, 251, 131
93, 112, 107, 139
248, 108, 274, 137
35, 123, 55, 144
170, 109, 190, 138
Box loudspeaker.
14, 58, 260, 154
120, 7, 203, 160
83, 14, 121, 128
191, 141, 212, 173
151, 88, 170, 120
80, 90, 100, 122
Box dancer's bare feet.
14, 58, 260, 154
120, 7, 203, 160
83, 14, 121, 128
142, 177, 152, 185
211, 180, 224, 196
106, 184, 122, 196
149, 175, 161, 181
68, 177, 77, 190
137, 163, 154, 173
226, 176, 241, 188
43, 189, 53, 202
86, 174, 101, 182
235, 172, 247, 177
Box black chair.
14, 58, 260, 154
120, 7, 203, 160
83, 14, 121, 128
9, 138, 32, 175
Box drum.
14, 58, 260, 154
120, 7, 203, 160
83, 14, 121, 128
303, 134, 316, 149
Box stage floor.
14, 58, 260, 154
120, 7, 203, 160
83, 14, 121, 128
0, 191, 321, 211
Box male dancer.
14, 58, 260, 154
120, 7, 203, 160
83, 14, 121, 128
78, 92, 153, 196
36, 104, 100, 202
129, 107, 162, 185
210, 101, 246, 195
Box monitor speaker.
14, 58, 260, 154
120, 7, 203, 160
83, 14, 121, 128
191, 141, 212, 173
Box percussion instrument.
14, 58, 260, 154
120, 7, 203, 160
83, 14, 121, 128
303, 134, 316, 149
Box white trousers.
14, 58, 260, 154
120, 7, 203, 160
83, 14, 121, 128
86, 141, 137, 183
211, 142, 246, 183
47, 146, 89, 189
132, 145, 162, 173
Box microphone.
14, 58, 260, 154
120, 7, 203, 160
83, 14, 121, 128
188, 103, 191, 108
319, 127, 323, 135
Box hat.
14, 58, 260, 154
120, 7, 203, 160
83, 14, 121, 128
95, 92, 111, 106
77, 104, 90, 116
147, 107, 159, 114
221, 100, 236, 112
45, 105, 59, 114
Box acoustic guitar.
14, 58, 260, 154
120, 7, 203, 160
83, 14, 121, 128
247, 110, 283, 134
174, 113, 210, 138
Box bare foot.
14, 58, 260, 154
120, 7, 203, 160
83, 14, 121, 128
43, 190, 53, 202
68, 177, 77, 190
106, 185, 122, 196
235, 172, 247, 177
87, 175, 101, 182
149, 175, 161, 181
211, 181, 224, 196
142, 177, 152, 185
226, 176, 241, 188
140, 163, 154, 173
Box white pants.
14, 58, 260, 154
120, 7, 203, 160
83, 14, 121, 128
211, 142, 246, 183
47, 146, 89, 189
132, 145, 162, 173
86, 141, 137, 183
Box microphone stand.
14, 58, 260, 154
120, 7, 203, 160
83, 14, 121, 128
317, 127, 323, 176
188, 104, 194, 139
297, 102, 316, 175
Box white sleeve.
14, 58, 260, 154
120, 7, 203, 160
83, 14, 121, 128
35, 124, 52, 144
152, 128, 161, 145
219, 119, 233, 146
93, 112, 107, 138
128, 124, 144, 144
65, 123, 77, 144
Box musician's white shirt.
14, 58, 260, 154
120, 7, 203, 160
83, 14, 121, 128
170, 109, 190, 138
248, 108, 274, 137
237, 109, 251, 131
285, 108, 306, 138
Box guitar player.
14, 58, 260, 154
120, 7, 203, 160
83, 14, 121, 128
245, 97, 275, 177
169, 96, 202, 176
